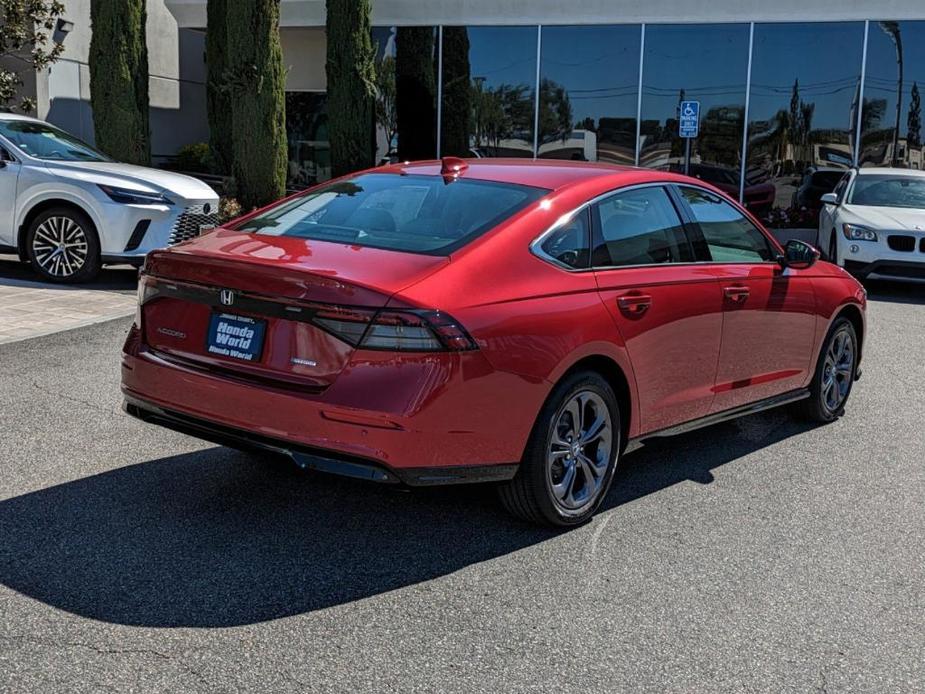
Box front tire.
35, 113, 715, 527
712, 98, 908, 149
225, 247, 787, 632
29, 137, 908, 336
795, 317, 857, 423
499, 371, 620, 527
26, 207, 101, 283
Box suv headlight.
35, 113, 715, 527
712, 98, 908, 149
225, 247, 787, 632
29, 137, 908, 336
842, 223, 877, 241
98, 184, 173, 206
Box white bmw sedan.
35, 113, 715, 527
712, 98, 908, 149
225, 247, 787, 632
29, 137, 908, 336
0, 113, 219, 283
818, 167, 925, 283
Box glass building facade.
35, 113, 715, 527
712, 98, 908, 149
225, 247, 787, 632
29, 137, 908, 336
286, 20, 925, 224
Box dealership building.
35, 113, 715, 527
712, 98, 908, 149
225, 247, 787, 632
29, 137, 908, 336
28, 0, 925, 219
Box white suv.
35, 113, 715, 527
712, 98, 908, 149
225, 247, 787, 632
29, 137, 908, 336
0, 113, 219, 283
818, 167, 925, 283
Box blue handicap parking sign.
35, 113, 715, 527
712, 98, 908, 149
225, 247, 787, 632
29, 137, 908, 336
679, 100, 700, 138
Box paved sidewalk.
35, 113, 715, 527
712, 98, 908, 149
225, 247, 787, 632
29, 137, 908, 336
0, 256, 137, 345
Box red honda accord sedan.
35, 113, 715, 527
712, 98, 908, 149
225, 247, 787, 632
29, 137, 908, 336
122, 158, 866, 526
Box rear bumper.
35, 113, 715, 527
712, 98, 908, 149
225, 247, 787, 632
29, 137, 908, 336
123, 394, 517, 486
121, 325, 543, 482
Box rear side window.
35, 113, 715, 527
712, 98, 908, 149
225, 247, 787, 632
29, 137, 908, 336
679, 187, 774, 263
538, 208, 590, 269
236, 173, 548, 255
591, 186, 692, 267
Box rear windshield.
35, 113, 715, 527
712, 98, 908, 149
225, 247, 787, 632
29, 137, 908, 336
236, 173, 548, 254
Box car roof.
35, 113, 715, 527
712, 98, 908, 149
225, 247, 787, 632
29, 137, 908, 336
378, 158, 686, 192
856, 167, 925, 178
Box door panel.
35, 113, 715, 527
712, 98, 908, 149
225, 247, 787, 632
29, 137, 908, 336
672, 184, 818, 413
708, 264, 816, 411
595, 266, 723, 433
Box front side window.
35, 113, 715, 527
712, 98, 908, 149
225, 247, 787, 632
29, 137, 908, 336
0, 120, 108, 162
236, 173, 548, 255
847, 175, 925, 209
680, 187, 774, 263
591, 186, 692, 267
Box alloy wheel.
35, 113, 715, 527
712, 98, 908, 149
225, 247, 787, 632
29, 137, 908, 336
32, 216, 89, 278
822, 328, 854, 413
546, 390, 613, 513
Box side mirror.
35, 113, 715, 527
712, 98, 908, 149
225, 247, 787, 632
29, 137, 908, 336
820, 192, 839, 205
781, 239, 821, 270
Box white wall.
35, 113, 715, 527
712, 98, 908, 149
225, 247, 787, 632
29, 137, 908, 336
39, 0, 209, 160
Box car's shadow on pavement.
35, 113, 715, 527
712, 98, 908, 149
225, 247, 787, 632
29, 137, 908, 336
0, 410, 816, 628
0, 255, 138, 292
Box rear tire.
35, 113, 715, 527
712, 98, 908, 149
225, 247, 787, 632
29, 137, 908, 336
499, 371, 620, 527
25, 206, 101, 283
795, 317, 857, 423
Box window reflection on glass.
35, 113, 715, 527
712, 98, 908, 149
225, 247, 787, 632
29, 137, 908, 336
285, 92, 330, 191
538, 25, 641, 165
441, 26, 537, 158
592, 186, 693, 267
680, 186, 774, 262
861, 21, 925, 170
746, 22, 864, 225
373, 26, 439, 163
640, 24, 750, 205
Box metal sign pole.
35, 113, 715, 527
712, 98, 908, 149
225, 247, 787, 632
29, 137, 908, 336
684, 138, 691, 175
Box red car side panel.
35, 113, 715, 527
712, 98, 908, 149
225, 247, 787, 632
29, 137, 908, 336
806, 262, 868, 361
593, 265, 724, 434
707, 263, 818, 411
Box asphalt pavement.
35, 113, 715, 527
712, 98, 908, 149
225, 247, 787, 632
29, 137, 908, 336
0, 282, 923, 693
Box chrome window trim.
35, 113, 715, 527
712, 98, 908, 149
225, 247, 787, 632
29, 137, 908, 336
530, 181, 783, 273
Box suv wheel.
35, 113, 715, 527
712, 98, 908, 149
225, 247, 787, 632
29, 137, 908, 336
499, 371, 620, 527
26, 207, 101, 283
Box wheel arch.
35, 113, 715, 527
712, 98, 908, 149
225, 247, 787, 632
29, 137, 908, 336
556, 354, 634, 451
17, 198, 100, 261
834, 302, 865, 365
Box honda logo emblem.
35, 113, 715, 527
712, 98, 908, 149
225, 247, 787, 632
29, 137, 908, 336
219, 289, 235, 306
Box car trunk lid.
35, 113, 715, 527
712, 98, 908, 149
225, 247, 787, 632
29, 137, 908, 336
139, 229, 448, 389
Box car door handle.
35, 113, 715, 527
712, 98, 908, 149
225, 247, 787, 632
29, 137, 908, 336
723, 285, 750, 303
617, 293, 652, 315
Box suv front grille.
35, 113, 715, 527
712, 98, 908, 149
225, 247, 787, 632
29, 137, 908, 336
887, 234, 916, 252
168, 204, 219, 245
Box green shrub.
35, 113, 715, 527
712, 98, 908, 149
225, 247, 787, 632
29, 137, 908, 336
225, 0, 287, 209
326, 0, 376, 176
175, 142, 212, 173
206, 0, 232, 174
89, 0, 150, 164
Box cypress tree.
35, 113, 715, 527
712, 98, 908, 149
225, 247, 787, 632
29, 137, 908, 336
226, 0, 287, 209
325, 0, 376, 176
206, 0, 232, 174
396, 27, 437, 161
88, 0, 150, 164
440, 27, 471, 157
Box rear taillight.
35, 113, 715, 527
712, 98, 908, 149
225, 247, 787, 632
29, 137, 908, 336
313, 307, 477, 352
135, 273, 154, 328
